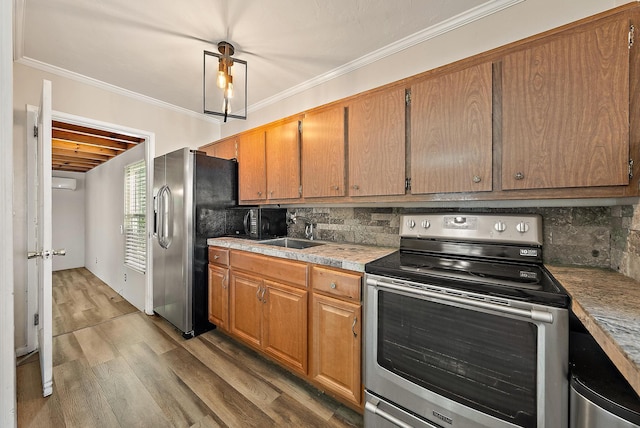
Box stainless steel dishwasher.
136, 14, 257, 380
570, 324, 640, 427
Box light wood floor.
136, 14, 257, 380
17, 268, 363, 427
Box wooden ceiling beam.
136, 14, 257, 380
52, 129, 134, 151
53, 120, 144, 144
52, 163, 91, 172
52, 155, 101, 167
52, 148, 112, 162
52, 139, 119, 157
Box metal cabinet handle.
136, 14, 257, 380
473, 175, 481, 183
352, 316, 358, 337
261, 287, 267, 303
330, 282, 337, 289
514, 172, 525, 180
256, 285, 262, 301
222, 273, 228, 289
257, 191, 262, 197
331, 185, 339, 190
351, 185, 360, 190
214, 254, 219, 259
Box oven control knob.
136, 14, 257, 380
421, 220, 430, 229
494, 221, 507, 233
516, 221, 529, 233
406, 219, 416, 229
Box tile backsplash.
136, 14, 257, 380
287, 205, 640, 279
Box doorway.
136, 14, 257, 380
21, 109, 155, 357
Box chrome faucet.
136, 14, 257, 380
287, 212, 316, 240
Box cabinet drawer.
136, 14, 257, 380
208, 247, 229, 266
231, 250, 307, 287
311, 266, 361, 301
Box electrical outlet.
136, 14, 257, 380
124, 273, 127, 282
95, 257, 98, 264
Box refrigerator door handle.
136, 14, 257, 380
158, 185, 173, 249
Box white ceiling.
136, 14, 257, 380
15, 0, 513, 119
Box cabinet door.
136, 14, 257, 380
310, 294, 361, 406
213, 137, 237, 160
302, 107, 346, 198
501, 14, 629, 190
348, 87, 406, 197
265, 119, 301, 200
208, 264, 229, 330
411, 63, 493, 193
238, 130, 267, 202
262, 280, 308, 375
229, 271, 263, 348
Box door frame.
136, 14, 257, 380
22, 110, 156, 354
1, 0, 15, 422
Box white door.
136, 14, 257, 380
28, 79, 54, 397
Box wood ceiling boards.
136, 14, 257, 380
51, 121, 144, 172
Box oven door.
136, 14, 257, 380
364, 274, 568, 428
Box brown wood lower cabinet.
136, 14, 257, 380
209, 247, 365, 411
208, 247, 230, 331
228, 251, 308, 376
310, 293, 362, 406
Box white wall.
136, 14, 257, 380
13, 63, 220, 349
52, 171, 85, 271
221, 0, 620, 137
85, 143, 146, 311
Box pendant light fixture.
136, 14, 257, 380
204, 41, 247, 122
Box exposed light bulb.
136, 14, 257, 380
217, 61, 226, 88
225, 75, 234, 98
217, 71, 226, 89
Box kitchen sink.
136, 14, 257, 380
259, 238, 325, 249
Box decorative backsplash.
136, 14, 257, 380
287, 205, 640, 278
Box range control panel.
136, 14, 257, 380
400, 213, 543, 245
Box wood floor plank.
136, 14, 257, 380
161, 346, 277, 428
120, 341, 213, 427
73, 324, 120, 367
52, 331, 85, 367
200, 331, 339, 422
190, 414, 223, 428
16, 361, 66, 428
53, 358, 121, 427
129, 312, 179, 355
183, 336, 282, 408
92, 356, 174, 428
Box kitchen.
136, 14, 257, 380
4, 0, 640, 426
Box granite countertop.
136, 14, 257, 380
207, 236, 396, 272
546, 265, 640, 397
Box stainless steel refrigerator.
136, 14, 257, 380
152, 148, 237, 338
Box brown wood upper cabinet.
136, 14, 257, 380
237, 129, 267, 202
348, 87, 406, 197
265, 118, 301, 200
410, 62, 493, 194
501, 12, 630, 190
201, 136, 237, 160
301, 106, 346, 198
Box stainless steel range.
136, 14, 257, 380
364, 213, 569, 428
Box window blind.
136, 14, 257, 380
124, 160, 146, 274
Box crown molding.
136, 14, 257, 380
248, 0, 524, 114
15, 57, 221, 124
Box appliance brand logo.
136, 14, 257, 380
520, 270, 538, 280
432, 410, 453, 425
519, 248, 539, 257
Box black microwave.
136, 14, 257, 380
225, 207, 287, 239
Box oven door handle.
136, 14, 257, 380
367, 278, 554, 324
365, 401, 416, 428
